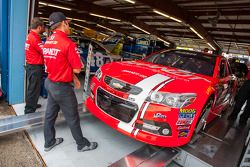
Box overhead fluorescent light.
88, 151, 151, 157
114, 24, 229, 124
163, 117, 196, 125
190, 27, 204, 39
38, 12, 43, 15
157, 37, 170, 45
124, 0, 136, 4
153, 9, 182, 23
97, 24, 116, 32
39, 2, 47, 5
40, 17, 48, 20
90, 13, 121, 22
67, 17, 86, 23
132, 24, 150, 34
207, 43, 216, 50
127, 36, 134, 40
74, 23, 90, 30
100, 32, 109, 37
39, 2, 71, 11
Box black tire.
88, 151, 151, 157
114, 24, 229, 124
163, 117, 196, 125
194, 97, 214, 134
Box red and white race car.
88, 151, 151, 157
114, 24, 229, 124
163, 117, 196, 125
86, 49, 237, 147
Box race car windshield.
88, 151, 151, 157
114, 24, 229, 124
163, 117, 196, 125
143, 50, 216, 76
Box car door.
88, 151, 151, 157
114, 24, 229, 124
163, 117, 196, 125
215, 59, 230, 108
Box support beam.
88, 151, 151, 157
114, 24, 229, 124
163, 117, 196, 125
39, 0, 173, 45
137, 0, 218, 49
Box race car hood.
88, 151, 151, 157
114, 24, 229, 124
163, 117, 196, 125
101, 61, 212, 93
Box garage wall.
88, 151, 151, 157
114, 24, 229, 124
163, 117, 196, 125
0, 0, 9, 96
0, 0, 29, 104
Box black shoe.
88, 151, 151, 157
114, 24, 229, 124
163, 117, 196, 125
77, 142, 98, 152
44, 138, 64, 152
24, 111, 35, 114
36, 104, 42, 109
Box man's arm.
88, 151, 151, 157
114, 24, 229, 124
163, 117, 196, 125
73, 73, 81, 89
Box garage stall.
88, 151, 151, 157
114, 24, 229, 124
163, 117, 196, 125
0, 0, 250, 167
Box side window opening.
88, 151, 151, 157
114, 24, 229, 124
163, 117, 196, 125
219, 60, 228, 78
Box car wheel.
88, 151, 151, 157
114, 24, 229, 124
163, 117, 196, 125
194, 97, 213, 134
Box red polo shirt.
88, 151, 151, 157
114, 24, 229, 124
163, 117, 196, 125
247, 68, 250, 80
43, 30, 82, 82
25, 30, 44, 65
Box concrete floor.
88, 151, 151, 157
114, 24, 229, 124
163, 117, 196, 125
0, 100, 43, 167
13, 88, 144, 167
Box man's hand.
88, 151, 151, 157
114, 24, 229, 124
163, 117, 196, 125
73, 74, 81, 89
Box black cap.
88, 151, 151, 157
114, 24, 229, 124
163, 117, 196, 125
49, 12, 67, 27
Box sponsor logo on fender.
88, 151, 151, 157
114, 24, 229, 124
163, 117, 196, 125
176, 118, 193, 125
153, 113, 167, 119
178, 108, 196, 119
177, 125, 190, 130
128, 97, 135, 102
178, 130, 189, 138
179, 108, 196, 113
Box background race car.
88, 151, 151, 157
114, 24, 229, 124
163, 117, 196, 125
71, 36, 120, 73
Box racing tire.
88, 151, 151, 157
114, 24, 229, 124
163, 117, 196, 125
194, 97, 214, 134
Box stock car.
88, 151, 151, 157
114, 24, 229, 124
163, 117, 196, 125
86, 49, 237, 147
70, 36, 120, 73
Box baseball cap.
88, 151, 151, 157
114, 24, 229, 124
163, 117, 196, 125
49, 12, 69, 27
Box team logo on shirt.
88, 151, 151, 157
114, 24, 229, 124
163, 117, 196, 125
43, 48, 61, 58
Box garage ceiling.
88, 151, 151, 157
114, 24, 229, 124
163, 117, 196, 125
37, 0, 250, 55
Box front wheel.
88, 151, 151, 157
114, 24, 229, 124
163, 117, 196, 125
194, 98, 214, 134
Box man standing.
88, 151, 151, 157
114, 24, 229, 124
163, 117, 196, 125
43, 12, 97, 152
24, 17, 45, 114
228, 46, 250, 126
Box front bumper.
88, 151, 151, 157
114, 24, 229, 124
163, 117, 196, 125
86, 95, 193, 147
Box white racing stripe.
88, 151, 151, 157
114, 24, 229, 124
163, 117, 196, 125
134, 129, 140, 136
140, 102, 150, 119
118, 74, 170, 133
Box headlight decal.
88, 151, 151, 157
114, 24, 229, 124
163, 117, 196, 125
146, 92, 197, 108
139, 78, 174, 120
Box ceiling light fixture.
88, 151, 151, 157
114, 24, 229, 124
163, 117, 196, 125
74, 23, 90, 30
67, 17, 86, 23
190, 27, 204, 39
207, 43, 216, 50
132, 24, 150, 34
157, 37, 170, 45
97, 24, 116, 32
40, 17, 49, 20
127, 36, 134, 40
124, 0, 136, 4
90, 13, 121, 22
39, 2, 72, 10
153, 9, 182, 23
100, 32, 109, 37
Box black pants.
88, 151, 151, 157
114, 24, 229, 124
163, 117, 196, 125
230, 80, 250, 123
24, 64, 43, 114
44, 78, 90, 148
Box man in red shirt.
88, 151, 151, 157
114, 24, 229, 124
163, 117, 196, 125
24, 18, 45, 114
228, 46, 250, 127
43, 12, 97, 152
